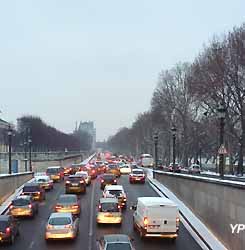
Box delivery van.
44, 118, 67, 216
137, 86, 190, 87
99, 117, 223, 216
131, 197, 179, 240
140, 154, 154, 167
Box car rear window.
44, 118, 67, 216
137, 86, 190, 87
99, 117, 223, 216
100, 203, 119, 212
108, 165, 117, 169
23, 186, 39, 192
58, 196, 77, 204
107, 190, 123, 197
46, 168, 59, 174
103, 175, 115, 180
49, 217, 71, 225
0, 221, 9, 231
106, 243, 131, 250
36, 178, 47, 182
12, 199, 30, 206
68, 177, 82, 182
132, 170, 143, 175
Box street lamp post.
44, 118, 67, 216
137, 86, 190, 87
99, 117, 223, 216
153, 132, 159, 179
217, 103, 226, 179
28, 136, 32, 172
171, 126, 177, 172
7, 125, 12, 174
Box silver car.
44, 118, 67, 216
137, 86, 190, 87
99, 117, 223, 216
45, 212, 79, 241
97, 234, 135, 250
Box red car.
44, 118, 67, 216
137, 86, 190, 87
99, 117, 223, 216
129, 169, 146, 184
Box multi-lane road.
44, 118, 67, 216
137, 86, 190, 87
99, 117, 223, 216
3, 174, 201, 250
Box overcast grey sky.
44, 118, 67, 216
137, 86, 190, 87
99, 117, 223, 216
0, 0, 244, 141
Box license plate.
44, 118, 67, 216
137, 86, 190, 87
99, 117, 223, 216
72, 183, 79, 186
105, 213, 113, 217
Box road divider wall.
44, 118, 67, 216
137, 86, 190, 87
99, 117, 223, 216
0, 172, 33, 205
155, 171, 245, 250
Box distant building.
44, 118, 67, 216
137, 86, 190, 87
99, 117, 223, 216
0, 118, 9, 152
78, 121, 96, 150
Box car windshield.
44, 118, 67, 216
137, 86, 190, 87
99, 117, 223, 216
12, 199, 30, 206
49, 217, 71, 225
107, 190, 123, 197
106, 243, 131, 250
100, 203, 119, 212
58, 196, 77, 204
46, 168, 59, 174
0, 221, 8, 231
23, 186, 39, 192
132, 170, 143, 175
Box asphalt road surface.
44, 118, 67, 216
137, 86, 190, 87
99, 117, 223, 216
2, 175, 202, 250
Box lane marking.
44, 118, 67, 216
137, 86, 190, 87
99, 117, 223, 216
29, 240, 35, 249
88, 182, 95, 250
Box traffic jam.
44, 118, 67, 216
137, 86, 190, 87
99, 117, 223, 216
0, 153, 186, 250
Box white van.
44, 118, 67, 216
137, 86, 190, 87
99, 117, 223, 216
140, 154, 154, 167
132, 197, 179, 240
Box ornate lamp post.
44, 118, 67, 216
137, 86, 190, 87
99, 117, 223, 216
7, 125, 13, 174
217, 103, 226, 179
171, 125, 177, 172
153, 132, 159, 179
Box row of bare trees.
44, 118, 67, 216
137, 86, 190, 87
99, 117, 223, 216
107, 23, 245, 174
7, 115, 92, 152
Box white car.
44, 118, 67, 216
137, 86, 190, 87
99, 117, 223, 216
75, 171, 91, 185
103, 185, 127, 208
188, 164, 201, 174
34, 175, 53, 190
120, 164, 132, 174
45, 212, 79, 241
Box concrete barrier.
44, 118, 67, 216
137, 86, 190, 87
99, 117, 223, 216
156, 172, 245, 250
0, 172, 33, 205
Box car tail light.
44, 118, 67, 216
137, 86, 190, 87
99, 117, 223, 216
47, 224, 54, 230
66, 181, 71, 184
143, 217, 148, 228
65, 224, 72, 229
37, 192, 41, 195
5, 227, 11, 234
113, 179, 117, 183
80, 180, 84, 184
28, 204, 33, 209
55, 205, 62, 209
98, 204, 102, 210
9, 204, 13, 209
72, 205, 79, 209
92, 170, 95, 173
118, 205, 121, 209
101, 179, 104, 183
176, 217, 180, 227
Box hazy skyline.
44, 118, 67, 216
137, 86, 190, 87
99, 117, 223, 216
0, 0, 244, 141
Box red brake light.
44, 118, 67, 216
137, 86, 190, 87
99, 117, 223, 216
5, 227, 11, 234
9, 204, 13, 209
118, 205, 121, 209
28, 204, 32, 209
66, 181, 70, 184
101, 179, 104, 183
113, 179, 117, 183
37, 192, 41, 195
72, 205, 79, 209
55, 205, 62, 209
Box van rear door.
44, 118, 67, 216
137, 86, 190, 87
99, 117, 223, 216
146, 205, 178, 233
